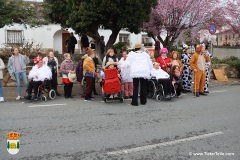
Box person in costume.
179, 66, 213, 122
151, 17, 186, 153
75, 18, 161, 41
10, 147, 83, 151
150, 62, 172, 98
190, 44, 210, 97
83, 47, 98, 101
181, 44, 192, 93
60, 53, 75, 98
25, 56, 52, 100
118, 51, 133, 99
203, 44, 213, 93
121, 42, 153, 106
156, 48, 172, 72
170, 51, 183, 72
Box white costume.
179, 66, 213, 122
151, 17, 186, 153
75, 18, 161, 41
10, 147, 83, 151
150, 68, 170, 79
122, 51, 153, 79
28, 65, 52, 81
118, 57, 133, 82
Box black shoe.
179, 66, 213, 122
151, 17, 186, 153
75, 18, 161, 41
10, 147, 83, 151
199, 92, 207, 96
124, 96, 129, 99
64, 95, 68, 99
130, 102, 138, 106
68, 96, 74, 98
56, 92, 61, 96
187, 90, 192, 93
24, 95, 32, 100
130, 96, 133, 98
94, 92, 98, 95
204, 91, 209, 93
193, 92, 199, 97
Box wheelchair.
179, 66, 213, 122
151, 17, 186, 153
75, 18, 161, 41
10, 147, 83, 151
147, 77, 176, 101
25, 79, 56, 102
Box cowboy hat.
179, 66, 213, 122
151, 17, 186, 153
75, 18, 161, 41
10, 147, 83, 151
134, 42, 144, 49
105, 62, 114, 68
68, 72, 77, 83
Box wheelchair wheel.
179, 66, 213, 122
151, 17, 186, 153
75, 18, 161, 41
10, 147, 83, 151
147, 80, 156, 98
48, 89, 56, 100
119, 97, 124, 103
156, 94, 163, 101
41, 96, 47, 102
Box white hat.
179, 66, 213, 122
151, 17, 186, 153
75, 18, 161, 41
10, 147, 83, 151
68, 72, 77, 83
134, 42, 144, 48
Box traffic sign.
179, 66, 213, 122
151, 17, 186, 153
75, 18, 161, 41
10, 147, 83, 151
208, 23, 217, 34
209, 34, 217, 39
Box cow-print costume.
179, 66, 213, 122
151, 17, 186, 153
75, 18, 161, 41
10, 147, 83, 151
204, 51, 213, 92
181, 51, 192, 92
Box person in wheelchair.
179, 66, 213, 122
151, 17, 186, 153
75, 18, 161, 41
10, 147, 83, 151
170, 65, 183, 98
25, 56, 52, 100
150, 62, 172, 98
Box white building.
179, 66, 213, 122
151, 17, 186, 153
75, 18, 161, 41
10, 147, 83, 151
0, 23, 154, 54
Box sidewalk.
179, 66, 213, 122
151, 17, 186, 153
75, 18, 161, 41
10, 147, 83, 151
2, 78, 240, 101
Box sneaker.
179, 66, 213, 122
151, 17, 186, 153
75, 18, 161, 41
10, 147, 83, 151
16, 96, 21, 100
0, 97, 4, 102
124, 96, 129, 99
33, 96, 38, 101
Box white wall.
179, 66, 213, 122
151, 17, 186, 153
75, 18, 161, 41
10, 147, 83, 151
0, 23, 155, 53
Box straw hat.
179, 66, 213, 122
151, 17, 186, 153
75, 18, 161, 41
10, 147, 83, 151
105, 62, 114, 68
68, 72, 77, 83
134, 42, 144, 49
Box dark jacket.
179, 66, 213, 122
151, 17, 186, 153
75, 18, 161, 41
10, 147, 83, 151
76, 59, 84, 82
66, 36, 77, 47
81, 36, 89, 48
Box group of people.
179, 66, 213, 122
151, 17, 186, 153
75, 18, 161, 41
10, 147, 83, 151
0, 41, 212, 103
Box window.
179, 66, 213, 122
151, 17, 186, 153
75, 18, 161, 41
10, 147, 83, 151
119, 34, 129, 43
142, 35, 152, 46
142, 35, 151, 43
5, 30, 24, 44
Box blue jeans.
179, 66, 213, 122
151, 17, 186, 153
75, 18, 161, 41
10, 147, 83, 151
14, 72, 28, 96
0, 79, 3, 97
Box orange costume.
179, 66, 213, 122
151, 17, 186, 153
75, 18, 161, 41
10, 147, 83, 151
190, 45, 210, 95
170, 51, 183, 71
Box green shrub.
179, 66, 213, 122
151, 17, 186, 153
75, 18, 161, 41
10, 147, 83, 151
211, 57, 220, 64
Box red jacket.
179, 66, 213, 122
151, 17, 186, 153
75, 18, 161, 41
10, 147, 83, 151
156, 56, 172, 72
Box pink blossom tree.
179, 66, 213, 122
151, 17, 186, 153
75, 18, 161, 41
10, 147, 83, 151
143, 0, 221, 49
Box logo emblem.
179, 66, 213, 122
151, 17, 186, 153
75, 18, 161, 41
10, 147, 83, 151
7, 132, 20, 155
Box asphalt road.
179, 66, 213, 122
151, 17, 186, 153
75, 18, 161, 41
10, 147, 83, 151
0, 85, 239, 160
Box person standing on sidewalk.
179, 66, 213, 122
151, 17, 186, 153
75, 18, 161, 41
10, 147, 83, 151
43, 51, 60, 96
60, 53, 75, 98
122, 43, 153, 106
83, 47, 97, 101
118, 51, 133, 99
8, 48, 30, 100
190, 44, 210, 97
80, 33, 89, 55
0, 57, 5, 102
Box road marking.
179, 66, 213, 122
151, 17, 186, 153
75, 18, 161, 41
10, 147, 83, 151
210, 90, 228, 93
29, 104, 67, 107
107, 131, 223, 156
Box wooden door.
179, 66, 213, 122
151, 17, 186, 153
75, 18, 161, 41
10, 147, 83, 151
62, 33, 70, 54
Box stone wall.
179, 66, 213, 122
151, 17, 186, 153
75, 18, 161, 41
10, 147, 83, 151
210, 64, 239, 79
213, 46, 240, 59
